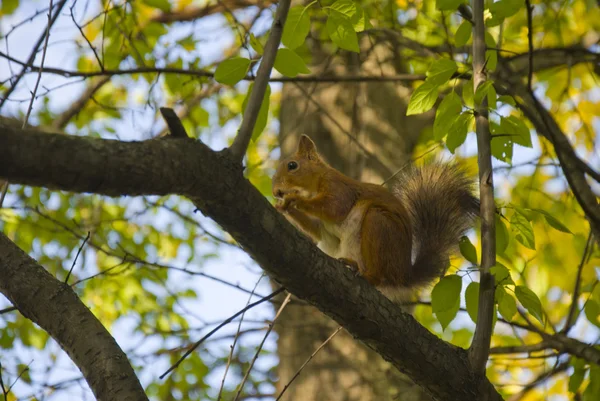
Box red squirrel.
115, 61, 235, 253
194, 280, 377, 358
272, 135, 479, 301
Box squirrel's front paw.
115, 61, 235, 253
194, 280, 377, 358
338, 258, 361, 277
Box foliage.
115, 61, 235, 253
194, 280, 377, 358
0, 0, 599, 400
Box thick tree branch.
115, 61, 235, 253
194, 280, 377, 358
468, 0, 496, 376
0, 232, 148, 401
0, 122, 503, 401
229, 0, 291, 161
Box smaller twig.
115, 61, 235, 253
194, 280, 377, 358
70, 3, 104, 70
562, 231, 593, 333
229, 0, 292, 162
23, 0, 54, 126
233, 292, 292, 401
275, 326, 343, 400
0, 182, 8, 208
159, 287, 286, 379
65, 231, 91, 284
489, 341, 549, 354
217, 274, 265, 401
159, 107, 190, 138
0, 306, 16, 315
524, 0, 534, 92
0, 361, 8, 400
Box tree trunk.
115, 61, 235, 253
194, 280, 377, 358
274, 34, 434, 401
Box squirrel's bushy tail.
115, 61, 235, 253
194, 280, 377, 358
393, 163, 479, 287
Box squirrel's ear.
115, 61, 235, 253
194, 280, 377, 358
297, 135, 320, 160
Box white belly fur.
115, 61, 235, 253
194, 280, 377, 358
316, 204, 368, 273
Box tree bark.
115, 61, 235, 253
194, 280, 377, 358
0, 232, 148, 401
0, 120, 504, 401
273, 35, 434, 400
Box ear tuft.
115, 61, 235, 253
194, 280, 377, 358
297, 135, 320, 160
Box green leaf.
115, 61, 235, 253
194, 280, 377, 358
326, 11, 360, 52
465, 281, 480, 323
434, 92, 462, 140
407, 81, 439, 115
426, 59, 458, 86
501, 115, 532, 148
486, 14, 505, 27
585, 300, 600, 328
249, 33, 264, 55
143, 0, 171, 12
214, 57, 251, 86
351, 6, 370, 32
1, 0, 19, 15
190, 106, 209, 128
241, 83, 271, 141
431, 275, 462, 313
328, 0, 356, 17
485, 32, 498, 71
489, 0, 524, 19
515, 285, 544, 324
435, 302, 460, 330
491, 132, 514, 163
487, 84, 497, 109
530, 208, 573, 234
274, 48, 311, 77
281, 5, 310, 49
490, 263, 514, 285
498, 290, 517, 321
474, 81, 493, 106
459, 236, 478, 264
455, 21, 471, 47
446, 112, 473, 153
436, 0, 465, 11
583, 365, 600, 401
510, 209, 535, 250
569, 359, 587, 393
463, 79, 474, 108
282, 6, 311, 50
496, 215, 509, 255
498, 95, 516, 106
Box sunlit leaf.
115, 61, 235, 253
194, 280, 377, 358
446, 112, 473, 153
282, 6, 311, 49
459, 236, 478, 264
274, 48, 311, 77
515, 285, 544, 324
455, 21, 471, 46
510, 209, 535, 250
326, 11, 360, 52
214, 57, 251, 86
426, 59, 458, 86
434, 92, 462, 140
407, 81, 439, 115
432, 275, 462, 313
465, 281, 480, 323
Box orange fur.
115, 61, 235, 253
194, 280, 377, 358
272, 135, 478, 301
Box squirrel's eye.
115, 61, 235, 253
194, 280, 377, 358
287, 161, 298, 171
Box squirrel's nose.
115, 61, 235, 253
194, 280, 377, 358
274, 188, 284, 198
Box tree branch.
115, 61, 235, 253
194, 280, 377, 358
0, 0, 68, 110
229, 0, 291, 161
468, 0, 496, 376
0, 121, 503, 401
0, 232, 148, 401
